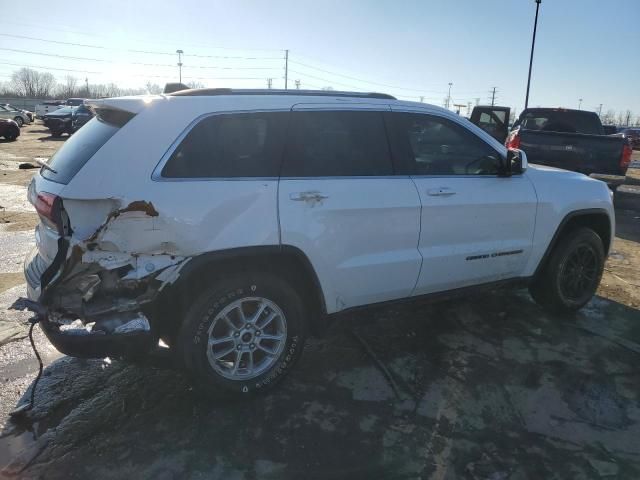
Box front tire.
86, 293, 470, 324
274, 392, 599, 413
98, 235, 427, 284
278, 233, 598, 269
529, 227, 605, 313
178, 272, 307, 397
13, 116, 23, 127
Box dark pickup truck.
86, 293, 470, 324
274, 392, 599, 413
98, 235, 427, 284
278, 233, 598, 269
471, 107, 632, 190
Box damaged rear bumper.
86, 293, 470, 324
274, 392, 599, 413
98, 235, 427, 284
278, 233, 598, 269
23, 199, 191, 358
39, 315, 155, 358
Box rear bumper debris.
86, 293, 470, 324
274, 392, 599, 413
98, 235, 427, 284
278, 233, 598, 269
23, 199, 191, 359
39, 314, 155, 358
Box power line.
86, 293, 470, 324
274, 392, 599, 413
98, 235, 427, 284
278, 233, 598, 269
0, 61, 102, 74
290, 55, 486, 95
0, 33, 173, 56
1, 21, 284, 53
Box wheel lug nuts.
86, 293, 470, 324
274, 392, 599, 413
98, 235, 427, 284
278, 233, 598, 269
234, 332, 240, 337
250, 343, 255, 349
255, 331, 261, 336
236, 345, 242, 351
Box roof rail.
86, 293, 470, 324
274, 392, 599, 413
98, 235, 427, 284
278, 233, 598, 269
166, 87, 396, 100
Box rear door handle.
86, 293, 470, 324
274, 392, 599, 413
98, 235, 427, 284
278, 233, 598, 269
427, 188, 456, 197
289, 191, 329, 202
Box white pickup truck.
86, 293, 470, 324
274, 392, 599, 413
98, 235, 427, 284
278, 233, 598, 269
35, 100, 65, 119
23, 88, 614, 397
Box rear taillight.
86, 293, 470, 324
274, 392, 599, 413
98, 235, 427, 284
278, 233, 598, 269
506, 130, 521, 149
620, 142, 632, 171
34, 192, 61, 228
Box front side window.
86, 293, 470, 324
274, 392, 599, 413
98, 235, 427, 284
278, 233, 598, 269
390, 113, 500, 175
162, 112, 287, 178
281, 110, 392, 177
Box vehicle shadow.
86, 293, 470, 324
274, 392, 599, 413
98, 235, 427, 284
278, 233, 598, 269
36, 136, 67, 142
2, 290, 640, 479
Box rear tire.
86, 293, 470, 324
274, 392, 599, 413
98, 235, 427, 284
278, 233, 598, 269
13, 116, 23, 127
529, 227, 605, 313
177, 272, 307, 398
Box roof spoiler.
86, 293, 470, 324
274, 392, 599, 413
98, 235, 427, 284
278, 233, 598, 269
164, 83, 190, 94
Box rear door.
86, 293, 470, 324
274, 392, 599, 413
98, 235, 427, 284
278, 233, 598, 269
387, 109, 537, 295
470, 106, 511, 143
278, 105, 422, 312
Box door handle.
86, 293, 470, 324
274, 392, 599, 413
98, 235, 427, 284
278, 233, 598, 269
289, 191, 329, 202
427, 188, 456, 197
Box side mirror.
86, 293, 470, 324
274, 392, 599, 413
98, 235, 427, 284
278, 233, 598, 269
504, 149, 528, 176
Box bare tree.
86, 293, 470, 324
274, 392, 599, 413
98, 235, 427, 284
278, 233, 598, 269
10, 68, 57, 98
186, 81, 205, 89
145, 81, 163, 94
58, 75, 78, 99
601, 109, 616, 125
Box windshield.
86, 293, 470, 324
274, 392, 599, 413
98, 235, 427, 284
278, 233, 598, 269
41, 113, 133, 184
49, 107, 75, 115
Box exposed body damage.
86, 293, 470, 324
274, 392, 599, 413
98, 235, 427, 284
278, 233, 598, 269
26, 198, 190, 357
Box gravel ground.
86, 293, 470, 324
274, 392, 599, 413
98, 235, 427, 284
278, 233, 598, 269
0, 124, 639, 479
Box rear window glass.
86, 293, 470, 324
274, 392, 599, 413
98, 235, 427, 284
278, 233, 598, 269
281, 110, 392, 177
520, 110, 602, 135
41, 113, 133, 184
161, 112, 287, 178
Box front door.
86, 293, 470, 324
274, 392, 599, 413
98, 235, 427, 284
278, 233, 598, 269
387, 109, 537, 296
278, 106, 422, 313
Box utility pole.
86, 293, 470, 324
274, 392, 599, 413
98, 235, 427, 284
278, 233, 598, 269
597, 104, 603, 116
176, 49, 184, 83
467, 101, 472, 116
625, 111, 632, 126
419, 96, 424, 103
475, 97, 480, 106
524, 0, 542, 109
284, 49, 289, 90
490, 87, 498, 106
85, 77, 89, 97
267, 78, 273, 89
578, 98, 583, 109
295, 79, 300, 89
446, 82, 453, 109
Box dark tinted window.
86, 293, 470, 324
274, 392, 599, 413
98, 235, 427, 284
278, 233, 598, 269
520, 110, 602, 135
162, 112, 287, 178
42, 113, 134, 184
390, 113, 500, 175
282, 111, 392, 177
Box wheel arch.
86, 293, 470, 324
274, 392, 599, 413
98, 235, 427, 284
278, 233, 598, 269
154, 245, 327, 341
534, 208, 612, 278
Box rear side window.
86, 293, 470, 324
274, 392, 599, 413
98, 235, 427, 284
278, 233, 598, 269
41, 111, 133, 184
281, 110, 392, 177
161, 112, 287, 178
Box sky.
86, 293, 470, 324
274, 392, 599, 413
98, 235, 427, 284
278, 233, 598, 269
1, 0, 639, 117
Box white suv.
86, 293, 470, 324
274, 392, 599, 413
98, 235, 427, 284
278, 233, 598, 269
24, 88, 614, 396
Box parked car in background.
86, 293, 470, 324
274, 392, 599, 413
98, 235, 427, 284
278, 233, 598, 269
618, 127, 640, 150
71, 103, 94, 131
0, 105, 32, 127
43, 106, 77, 137
2, 104, 34, 123
501, 108, 631, 191
24, 88, 614, 397
0, 118, 20, 141
36, 100, 65, 119
603, 125, 618, 135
